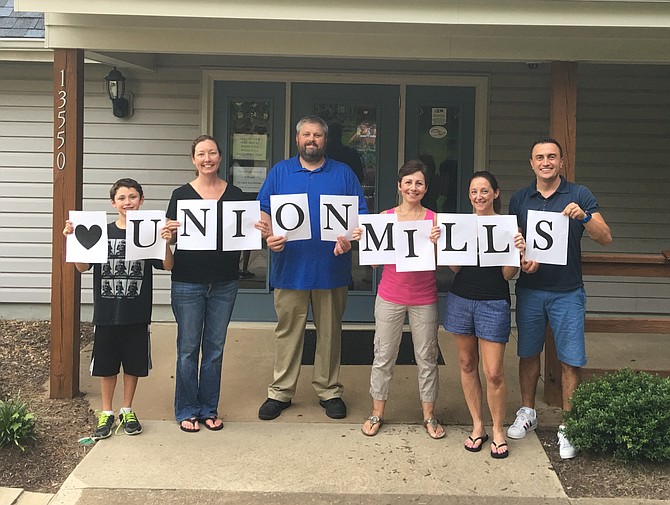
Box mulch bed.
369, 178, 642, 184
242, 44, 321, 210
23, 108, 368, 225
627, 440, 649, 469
536, 428, 669, 499
0, 319, 96, 493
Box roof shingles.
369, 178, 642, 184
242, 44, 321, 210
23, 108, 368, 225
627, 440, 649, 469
0, 0, 45, 39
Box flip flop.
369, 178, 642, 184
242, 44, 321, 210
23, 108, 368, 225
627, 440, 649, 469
361, 415, 383, 436
423, 418, 446, 440
179, 417, 200, 433
491, 440, 509, 459
200, 416, 224, 431
464, 434, 489, 452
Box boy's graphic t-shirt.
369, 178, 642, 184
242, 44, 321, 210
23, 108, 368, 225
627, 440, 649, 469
92, 223, 163, 326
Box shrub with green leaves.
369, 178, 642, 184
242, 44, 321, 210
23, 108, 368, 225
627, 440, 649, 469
563, 368, 670, 462
0, 396, 37, 451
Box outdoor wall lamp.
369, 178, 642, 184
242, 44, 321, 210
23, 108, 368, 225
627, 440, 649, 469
104, 67, 133, 118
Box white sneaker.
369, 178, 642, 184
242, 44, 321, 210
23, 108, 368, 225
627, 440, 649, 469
557, 425, 577, 459
507, 407, 537, 439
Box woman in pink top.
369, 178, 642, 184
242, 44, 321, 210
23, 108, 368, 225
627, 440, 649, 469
354, 160, 443, 439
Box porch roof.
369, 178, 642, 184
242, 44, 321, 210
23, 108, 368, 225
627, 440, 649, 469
11, 0, 670, 65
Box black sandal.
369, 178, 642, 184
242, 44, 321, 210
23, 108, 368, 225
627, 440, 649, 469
490, 440, 509, 459
200, 416, 224, 431
179, 417, 200, 433
464, 434, 489, 452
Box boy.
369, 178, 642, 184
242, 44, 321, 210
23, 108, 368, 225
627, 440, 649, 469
63, 178, 173, 439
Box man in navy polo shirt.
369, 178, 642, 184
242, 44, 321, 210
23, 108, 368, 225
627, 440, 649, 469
256, 115, 367, 420
507, 136, 612, 458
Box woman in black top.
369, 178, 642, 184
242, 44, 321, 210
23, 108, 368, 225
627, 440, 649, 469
165, 135, 244, 433
443, 171, 525, 459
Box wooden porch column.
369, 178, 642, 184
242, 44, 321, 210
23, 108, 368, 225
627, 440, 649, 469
50, 49, 84, 398
550, 62, 578, 181
544, 60, 578, 407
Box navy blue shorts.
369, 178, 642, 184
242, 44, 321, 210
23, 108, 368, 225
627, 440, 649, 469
443, 292, 511, 343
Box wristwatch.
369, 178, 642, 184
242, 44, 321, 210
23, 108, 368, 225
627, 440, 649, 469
581, 212, 592, 223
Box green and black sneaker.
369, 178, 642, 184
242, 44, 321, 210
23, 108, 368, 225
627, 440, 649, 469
94, 413, 115, 439
118, 410, 142, 435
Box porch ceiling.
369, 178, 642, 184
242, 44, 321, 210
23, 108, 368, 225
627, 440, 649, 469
13, 0, 670, 64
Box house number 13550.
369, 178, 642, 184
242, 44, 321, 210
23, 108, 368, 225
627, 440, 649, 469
56, 69, 67, 170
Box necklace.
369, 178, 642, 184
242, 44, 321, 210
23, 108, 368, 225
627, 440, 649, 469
397, 205, 423, 221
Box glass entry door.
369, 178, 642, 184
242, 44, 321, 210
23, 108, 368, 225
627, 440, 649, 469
404, 85, 476, 296
291, 83, 400, 321
213, 81, 286, 320
212, 80, 477, 322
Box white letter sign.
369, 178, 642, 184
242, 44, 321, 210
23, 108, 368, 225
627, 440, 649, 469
524, 210, 569, 265
270, 194, 311, 242
477, 215, 520, 267
222, 200, 262, 251
395, 220, 435, 272
320, 195, 359, 241
357, 214, 397, 265
177, 199, 217, 250
125, 210, 166, 261
436, 213, 478, 266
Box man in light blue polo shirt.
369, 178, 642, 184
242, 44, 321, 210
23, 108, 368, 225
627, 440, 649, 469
256, 115, 367, 420
507, 136, 612, 459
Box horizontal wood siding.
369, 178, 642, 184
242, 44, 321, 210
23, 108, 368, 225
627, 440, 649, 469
1, 60, 667, 318
486, 62, 669, 316
575, 64, 670, 315
0, 61, 200, 313
577, 63, 670, 255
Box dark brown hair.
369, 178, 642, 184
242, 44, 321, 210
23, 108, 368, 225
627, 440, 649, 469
397, 159, 427, 183
109, 178, 143, 200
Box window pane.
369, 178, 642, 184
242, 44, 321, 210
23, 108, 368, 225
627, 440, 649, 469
313, 102, 378, 293
416, 104, 462, 293
227, 99, 272, 289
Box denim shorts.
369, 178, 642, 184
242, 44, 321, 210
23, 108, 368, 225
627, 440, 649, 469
443, 292, 511, 343
515, 286, 586, 367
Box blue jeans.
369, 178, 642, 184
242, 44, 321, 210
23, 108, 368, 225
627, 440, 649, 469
171, 280, 239, 422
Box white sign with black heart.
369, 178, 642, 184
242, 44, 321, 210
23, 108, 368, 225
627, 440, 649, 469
66, 211, 108, 264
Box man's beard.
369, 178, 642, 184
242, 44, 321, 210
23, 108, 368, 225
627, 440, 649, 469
299, 143, 326, 163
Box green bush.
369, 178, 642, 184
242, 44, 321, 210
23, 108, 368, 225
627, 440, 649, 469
0, 396, 37, 451
563, 368, 670, 462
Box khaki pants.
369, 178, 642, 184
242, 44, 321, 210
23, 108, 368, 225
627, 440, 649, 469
268, 286, 348, 401
370, 296, 439, 402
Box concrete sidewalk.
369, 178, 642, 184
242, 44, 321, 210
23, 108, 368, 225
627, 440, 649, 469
5, 323, 668, 504
51, 420, 565, 505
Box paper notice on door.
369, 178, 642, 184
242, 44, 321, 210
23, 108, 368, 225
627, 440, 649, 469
431, 107, 447, 125
232, 134, 267, 161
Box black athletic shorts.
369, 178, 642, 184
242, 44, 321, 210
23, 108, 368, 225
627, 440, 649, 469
90, 323, 151, 377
